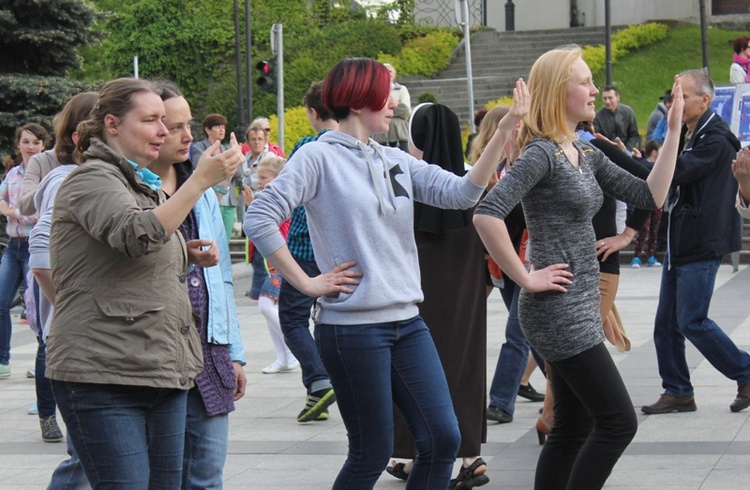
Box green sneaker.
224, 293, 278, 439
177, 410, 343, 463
297, 388, 336, 422
0, 364, 9, 379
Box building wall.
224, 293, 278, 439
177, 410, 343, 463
460, 0, 706, 32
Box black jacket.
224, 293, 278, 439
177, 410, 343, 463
667, 109, 742, 266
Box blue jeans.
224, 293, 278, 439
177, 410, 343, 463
0, 237, 29, 365
35, 334, 57, 418
182, 388, 228, 489
279, 258, 331, 393
490, 280, 531, 414
248, 250, 265, 300
490, 280, 545, 414
316, 316, 460, 489
52, 381, 188, 489
654, 258, 750, 397
47, 437, 91, 490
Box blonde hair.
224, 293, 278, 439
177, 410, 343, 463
519, 45, 583, 150
257, 155, 285, 177
468, 105, 510, 165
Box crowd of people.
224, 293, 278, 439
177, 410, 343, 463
0, 36, 748, 489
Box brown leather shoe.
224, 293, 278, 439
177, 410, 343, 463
730, 383, 750, 413
641, 393, 697, 414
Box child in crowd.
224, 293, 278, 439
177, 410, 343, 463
244, 155, 297, 374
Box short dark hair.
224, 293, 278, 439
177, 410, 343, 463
16, 123, 50, 148
322, 58, 390, 121
473, 108, 488, 129
733, 36, 750, 55
643, 139, 662, 159
202, 113, 227, 130
602, 85, 619, 95
303, 81, 333, 121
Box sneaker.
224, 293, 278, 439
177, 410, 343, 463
297, 388, 336, 422
647, 256, 662, 267
0, 364, 9, 379
517, 382, 545, 402
261, 360, 298, 374
315, 409, 329, 421
630, 256, 642, 269
26, 368, 35, 378
27, 403, 38, 415
40, 415, 64, 442
486, 405, 513, 424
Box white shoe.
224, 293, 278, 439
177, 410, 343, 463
262, 360, 298, 374
26, 368, 35, 378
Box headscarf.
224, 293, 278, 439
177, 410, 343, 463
409, 103, 472, 235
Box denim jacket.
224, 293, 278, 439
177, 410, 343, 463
194, 188, 246, 364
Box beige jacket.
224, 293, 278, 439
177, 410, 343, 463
19, 149, 59, 215
46, 139, 203, 389
373, 82, 411, 144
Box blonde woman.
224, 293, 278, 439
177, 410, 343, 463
474, 46, 684, 489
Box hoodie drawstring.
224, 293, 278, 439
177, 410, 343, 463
356, 140, 397, 216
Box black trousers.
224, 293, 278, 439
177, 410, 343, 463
535, 342, 637, 490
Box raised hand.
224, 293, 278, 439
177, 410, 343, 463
666, 75, 684, 131
732, 147, 750, 201
193, 133, 244, 189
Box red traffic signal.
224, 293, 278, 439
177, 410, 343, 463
256, 59, 275, 93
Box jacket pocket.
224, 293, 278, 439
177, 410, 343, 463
673, 204, 702, 257
94, 296, 166, 322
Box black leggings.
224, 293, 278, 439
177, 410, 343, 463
535, 342, 637, 490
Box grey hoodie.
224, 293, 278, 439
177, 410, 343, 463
244, 130, 483, 325
29, 164, 76, 339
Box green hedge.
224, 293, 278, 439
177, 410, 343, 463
378, 29, 460, 77
582, 22, 668, 75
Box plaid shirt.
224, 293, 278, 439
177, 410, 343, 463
0, 165, 38, 237
285, 130, 331, 262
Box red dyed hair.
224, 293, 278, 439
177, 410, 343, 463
322, 58, 391, 121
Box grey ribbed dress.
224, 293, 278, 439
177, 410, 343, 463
475, 138, 657, 362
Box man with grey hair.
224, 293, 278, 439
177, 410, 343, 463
373, 63, 411, 152
642, 70, 750, 415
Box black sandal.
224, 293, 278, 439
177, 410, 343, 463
449, 458, 490, 489
385, 462, 409, 481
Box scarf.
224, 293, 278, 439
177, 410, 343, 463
733, 54, 750, 82
126, 159, 162, 190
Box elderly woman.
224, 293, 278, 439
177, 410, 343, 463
46, 77, 243, 488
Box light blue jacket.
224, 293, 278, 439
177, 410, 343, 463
195, 189, 245, 364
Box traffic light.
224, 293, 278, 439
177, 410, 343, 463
256, 59, 276, 93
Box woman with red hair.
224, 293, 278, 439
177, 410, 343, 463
245, 57, 528, 489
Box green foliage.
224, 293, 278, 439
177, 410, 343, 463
378, 29, 460, 76
254, 18, 403, 120
485, 96, 514, 109
417, 92, 438, 104
0, 75, 96, 160
268, 106, 316, 155
0, 0, 106, 76
582, 22, 669, 75
104, 0, 236, 122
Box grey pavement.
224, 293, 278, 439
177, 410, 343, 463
1, 262, 750, 489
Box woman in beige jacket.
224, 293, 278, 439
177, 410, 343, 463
45, 78, 244, 488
